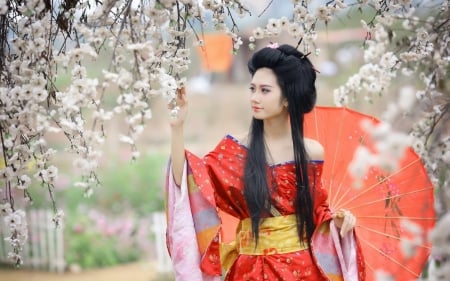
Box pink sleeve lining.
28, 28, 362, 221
166, 161, 221, 281
330, 221, 359, 281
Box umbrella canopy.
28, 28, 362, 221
304, 106, 435, 281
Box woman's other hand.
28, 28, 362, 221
332, 209, 356, 237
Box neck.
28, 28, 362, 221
263, 115, 291, 140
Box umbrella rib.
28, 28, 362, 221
336, 159, 421, 208
357, 225, 432, 249
311, 110, 334, 200
332, 132, 378, 207
330, 109, 373, 205
357, 235, 422, 277
358, 215, 435, 220
313, 108, 320, 144
311, 110, 338, 202
363, 261, 376, 277
344, 186, 434, 211
336, 158, 424, 208
331, 182, 352, 210
329, 109, 345, 204
357, 225, 402, 240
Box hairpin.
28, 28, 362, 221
299, 52, 320, 73
267, 42, 279, 49
295, 38, 303, 49
300, 52, 311, 59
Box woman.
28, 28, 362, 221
166, 44, 365, 281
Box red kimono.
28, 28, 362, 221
166, 135, 365, 281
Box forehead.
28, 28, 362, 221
251, 67, 278, 86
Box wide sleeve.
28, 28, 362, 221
165, 152, 222, 281
310, 163, 366, 281
310, 162, 332, 225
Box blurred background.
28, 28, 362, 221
0, 2, 417, 281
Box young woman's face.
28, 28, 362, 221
249, 67, 288, 120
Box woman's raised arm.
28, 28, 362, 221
169, 87, 188, 186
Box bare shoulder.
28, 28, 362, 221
229, 132, 249, 146
304, 138, 324, 161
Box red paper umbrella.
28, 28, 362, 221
304, 106, 435, 281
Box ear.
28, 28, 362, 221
283, 99, 288, 108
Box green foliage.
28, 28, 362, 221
65, 230, 134, 268
64, 214, 143, 269
95, 152, 167, 215
64, 152, 166, 269
26, 152, 168, 269
28, 152, 167, 214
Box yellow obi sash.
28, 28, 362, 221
220, 214, 309, 271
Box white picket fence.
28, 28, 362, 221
0, 210, 172, 273
0, 209, 65, 272
151, 212, 173, 272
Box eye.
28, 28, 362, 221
261, 88, 271, 94
249, 86, 255, 93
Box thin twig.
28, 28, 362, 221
258, 0, 275, 17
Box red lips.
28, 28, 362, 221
252, 106, 262, 112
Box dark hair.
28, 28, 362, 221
244, 44, 317, 245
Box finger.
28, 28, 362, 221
341, 209, 348, 218
177, 87, 186, 100
351, 215, 357, 229
178, 87, 186, 96
341, 214, 356, 237
331, 210, 340, 218
340, 212, 352, 236
176, 88, 187, 106
340, 216, 349, 237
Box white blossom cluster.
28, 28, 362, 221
202, 0, 249, 51
248, 0, 347, 52
0, 202, 27, 265
0, 0, 72, 264
76, 0, 250, 153
399, 218, 425, 259
330, 1, 449, 212
348, 118, 412, 188
331, 2, 449, 276
0, 0, 250, 264
429, 211, 450, 281
334, 23, 399, 105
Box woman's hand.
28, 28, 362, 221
332, 209, 356, 237
168, 87, 188, 127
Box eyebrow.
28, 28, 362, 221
250, 83, 273, 88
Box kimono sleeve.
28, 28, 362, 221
165, 150, 222, 280
310, 163, 366, 281
310, 163, 332, 225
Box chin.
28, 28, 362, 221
252, 115, 264, 120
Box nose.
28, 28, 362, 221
250, 91, 260, 103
